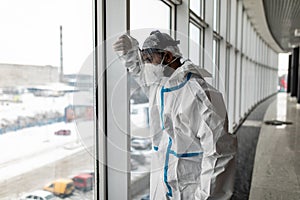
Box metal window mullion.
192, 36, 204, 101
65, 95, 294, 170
189, 11, 209, 29
163, 0, 182, 5
105, 0, 130, 199
176, 0, 189, 57
218, 40, 227, 101
226, 0, 231, 41
95, 0, 106, 199
217, 0, 220, 33
235, 52, 241, 125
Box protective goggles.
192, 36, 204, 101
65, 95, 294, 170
139, 48, 165, 63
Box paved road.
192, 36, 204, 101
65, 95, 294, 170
0, 147, 95, 200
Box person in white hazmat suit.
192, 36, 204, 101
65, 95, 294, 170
113, 30, 237, 200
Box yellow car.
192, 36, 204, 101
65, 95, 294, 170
43, 178, 74, 197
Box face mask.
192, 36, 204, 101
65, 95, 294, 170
141, 54, 176, 86
142, 63, 164, 86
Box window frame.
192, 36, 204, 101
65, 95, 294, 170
213, 0, 220, 33
188, 21, 204, 66
188, 2, 207, 68
212, 36, 220, 88
226, 0, 231, 41
189, 0, 204, 19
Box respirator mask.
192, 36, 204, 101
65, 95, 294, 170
141, 54, 175, 86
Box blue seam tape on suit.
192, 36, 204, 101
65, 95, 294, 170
160, 73, 192, 197
160, 86, 165, 130
164, 137, 173, 197
169, 150, 203, 157
153, 146, 203, 157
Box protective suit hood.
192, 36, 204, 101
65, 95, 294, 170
166, 59, 211, 88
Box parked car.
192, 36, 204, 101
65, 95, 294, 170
80, 170, 95, 180
20, 190, 57, 200
131, 147, 146, 164
54, 129, 71, 136
43, 178, 74, 197
141, 194, 150, 200
131, 137, 151, 150
72, 173, 93, 191
131, 158, 139, 171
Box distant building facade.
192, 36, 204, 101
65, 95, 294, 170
0, 63, 58, 87
63, 74, 93, 90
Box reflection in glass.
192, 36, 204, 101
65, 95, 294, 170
129, 1, 171, 199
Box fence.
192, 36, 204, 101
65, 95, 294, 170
0, 113, 65, 135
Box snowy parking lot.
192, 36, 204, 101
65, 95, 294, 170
0, 121, 95, 199
0, 91, 152, 199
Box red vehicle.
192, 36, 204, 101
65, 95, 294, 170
72, 173, 93, 191
54, 129, 71, 136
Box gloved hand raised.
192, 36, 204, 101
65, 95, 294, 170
113, 34, 139, 56
112, 34, 141, 74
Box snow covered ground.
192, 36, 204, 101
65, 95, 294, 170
0, 90, 151, 199
0, 122, 87, 181
0, 120, 151, 199
0, 121, 95, 199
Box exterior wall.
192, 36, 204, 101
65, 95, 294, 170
0, 63, 58, 87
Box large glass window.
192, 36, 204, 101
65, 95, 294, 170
190, 0, 204, 19
226, 0, 231, 41
130, 0, 172, 48
213, 0, 220, 32
129, 0, 172, 199
0, 1, 95, 199
225, 46, 231, 108
130, 0, 171, 30
189, 22, 202, 66
213, 38, 220, 88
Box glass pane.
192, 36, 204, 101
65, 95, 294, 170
213, 39, 217, 83
213, 0, 219, 32
213, 39, 219, 88
130, 0, 170, 30
0, 1, 95, 199
189, 22, 200, 66
129, 1, 171, 199
190, 0, 202, 18
225, 47, 231, 108
130, 0, 171, 46
227, 0, 231, 41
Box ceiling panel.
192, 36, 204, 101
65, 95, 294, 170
242, 0, 283, 53
263, 0, 300, 51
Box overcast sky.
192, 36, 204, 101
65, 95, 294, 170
0, 0, 93, 74
0, 0, 288, 75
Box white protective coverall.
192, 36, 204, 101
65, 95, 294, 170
115, 34, 237, 200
